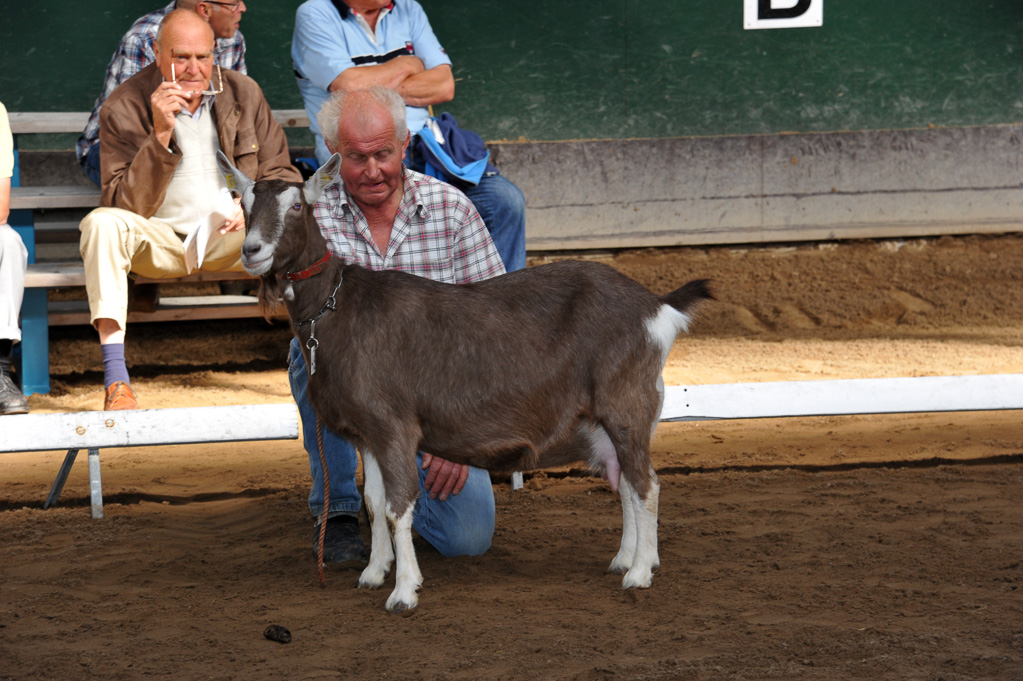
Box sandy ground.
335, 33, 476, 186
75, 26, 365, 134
2, 233, 1022, 680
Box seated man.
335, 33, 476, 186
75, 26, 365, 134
77, 0, 248, 186
79, 9, 299, 411
0, 100, 29, 415
290, 86, 504, 563
291, 0, 527, 272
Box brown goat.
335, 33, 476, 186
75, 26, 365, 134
217, 152, 712, 613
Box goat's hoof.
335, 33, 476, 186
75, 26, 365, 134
357, 565, 387, 589
385, 595, 418, 616
621, 569, 654, 590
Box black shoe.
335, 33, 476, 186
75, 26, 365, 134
128, 282, 160, 313
0, 374, 29, 415
313, 515, 368, 566
219, 281, 255, 297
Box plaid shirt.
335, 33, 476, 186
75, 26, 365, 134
314, 168, 506, 284
76, 1, 247, 165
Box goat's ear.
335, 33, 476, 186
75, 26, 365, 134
216, 151, 254, 196
303, 153, 342, 205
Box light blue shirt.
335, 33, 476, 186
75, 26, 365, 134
292, 0, 452, 164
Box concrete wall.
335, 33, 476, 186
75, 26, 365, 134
492, 124, 1023, 250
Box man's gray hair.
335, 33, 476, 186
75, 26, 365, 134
318, 86, 409, 152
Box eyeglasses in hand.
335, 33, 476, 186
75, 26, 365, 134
171, 63, 224, 96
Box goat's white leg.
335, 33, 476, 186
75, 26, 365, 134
652, 375, 666, 438
612, 374, 664, 585
385, 502, 423, 614
358, 451, 393, 589
621, 471, 660, 589
609, 476, 638, 573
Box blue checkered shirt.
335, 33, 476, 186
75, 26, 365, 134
76, 1, 247, 165
313, 168, 505, 284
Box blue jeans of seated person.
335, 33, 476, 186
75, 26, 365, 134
461, 173, 527, 273
287, 337, 495, 557
83, 143, 102, 187
402, 144, 526, 273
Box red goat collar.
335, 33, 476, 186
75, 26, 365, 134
284, 253, 331, 282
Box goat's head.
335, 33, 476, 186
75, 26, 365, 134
215, 151, 341, 278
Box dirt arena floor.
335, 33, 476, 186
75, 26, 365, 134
2, 233, 1022, 680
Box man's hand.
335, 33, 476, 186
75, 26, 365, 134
391, 55, 426, 79
219, 196, 246, 234
396, 64, 455, 108
328, 55, 425, 94
150, 81, 194, 149
421, 452, 469, 501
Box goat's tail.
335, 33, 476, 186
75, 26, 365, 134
661, 278, 714, 315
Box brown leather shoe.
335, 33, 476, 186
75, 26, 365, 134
104, 381, 137, 411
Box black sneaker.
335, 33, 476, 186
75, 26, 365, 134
313, 515, 368, 566
0, 374, 29, 415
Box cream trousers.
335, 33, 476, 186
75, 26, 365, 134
0, 223, 28, 342
78, 207, 245, 329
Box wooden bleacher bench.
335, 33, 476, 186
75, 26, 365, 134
10, 109, 309, 395
8, 109, 309, 133
25, 262, 271, 325
11, 185, 101, 210
0, 403, 299, 519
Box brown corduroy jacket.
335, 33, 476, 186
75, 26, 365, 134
98, 62, 300, 216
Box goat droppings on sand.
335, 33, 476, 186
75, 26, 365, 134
263, 624, 292, 644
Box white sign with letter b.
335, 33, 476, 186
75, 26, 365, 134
744, 0, 823, 30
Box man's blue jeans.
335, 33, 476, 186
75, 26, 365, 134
83, 143, 102, 187
460, 173, 527, 273
288, 337, 495, 557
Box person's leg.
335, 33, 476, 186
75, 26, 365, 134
79, 207, 190, 334
198, 227, 252, 297
412, 454, 495, 557
197, 227, 246, 273
461, 173, 527, 272
0, 340, 28, 415
288, 337, 367, 563
83, 143, 102, 187
288, 337, 364, 517
0, 224, 27, 344
79, 208, 189, 408
0, 225, 29, 415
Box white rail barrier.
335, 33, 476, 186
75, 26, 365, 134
660, 374, 1023, 422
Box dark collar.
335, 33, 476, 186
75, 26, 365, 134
330, 0, 352, 18
284, 252, 332, 281
330, 1, 394, 19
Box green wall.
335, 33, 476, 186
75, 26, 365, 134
2, 0, 1021, 144
440, 0, 1023, 139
